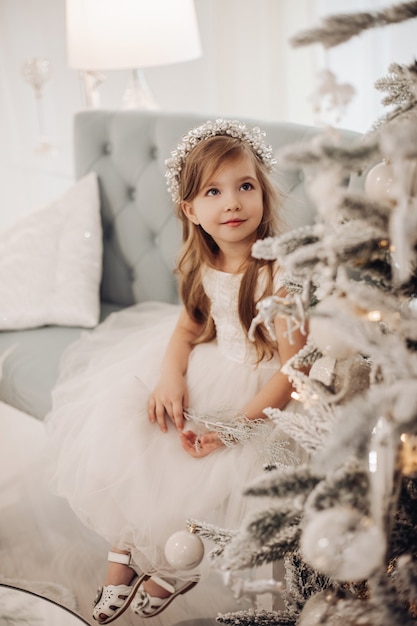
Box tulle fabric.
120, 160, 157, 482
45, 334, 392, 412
46, 272, 296, 581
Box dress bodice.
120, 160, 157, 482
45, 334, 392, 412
202, 266, 279, 368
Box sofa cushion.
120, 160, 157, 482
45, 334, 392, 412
0, 173, 102, 331
0, 303, 120, 420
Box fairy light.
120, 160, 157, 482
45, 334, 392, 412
367, 310, 382, 322
291, 391, 301, 401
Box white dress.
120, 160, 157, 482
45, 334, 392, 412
46, 266, 297, 581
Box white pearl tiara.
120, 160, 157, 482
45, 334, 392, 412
165, 118, 276, 203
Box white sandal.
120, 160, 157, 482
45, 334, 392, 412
92, 551, 149, 624
130, 575, 198, 618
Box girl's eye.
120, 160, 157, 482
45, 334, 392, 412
206, 188, 220, 196
240, 182, 253, 191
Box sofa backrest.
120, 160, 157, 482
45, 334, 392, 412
74, 110, 360, 308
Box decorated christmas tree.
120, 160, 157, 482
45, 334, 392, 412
189, 2, 417, 624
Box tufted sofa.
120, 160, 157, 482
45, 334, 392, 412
0, 110, 361, 421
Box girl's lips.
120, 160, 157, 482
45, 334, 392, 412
223, 219, 245, 226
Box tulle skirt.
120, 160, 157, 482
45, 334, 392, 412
46, 302, 297, 580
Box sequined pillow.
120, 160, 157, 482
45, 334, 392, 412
0, 172, 102, 330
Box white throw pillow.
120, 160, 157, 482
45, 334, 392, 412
0, 172, 102, 330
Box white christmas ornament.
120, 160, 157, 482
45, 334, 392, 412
364, 160, 397, 205
298, 590, 340, 626
298, 589, 369, 626
301, 507, 385, 581
164, 529, 205, 570
298, 591, 329, 626
309, 316, 356, 359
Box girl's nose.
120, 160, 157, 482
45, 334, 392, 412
225, 192, 241, 211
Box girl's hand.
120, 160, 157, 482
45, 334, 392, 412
179, 430, 224, 458
148, 374, 188, 432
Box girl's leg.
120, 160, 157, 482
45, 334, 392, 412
104, 549, 171, 600
131, 575, 198, 618
142, 578, 171, 599
93, 548, 147, 624
103, 547, 135, 586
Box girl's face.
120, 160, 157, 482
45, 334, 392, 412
182, 154, 264, 253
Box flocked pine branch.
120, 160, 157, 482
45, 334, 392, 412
389, 478, 417, 558
216, 608, 296, 626
366, 571, 417, 626
265, 405, 334, 456
375, 61, 417, 107
214, 4, 417, 623
244, 506, 302, 547
253, 227, 320, 262
283, 553, 338, 612
186, 518, 237, 559
336, 191, 391, 229
222, 524, 301, 571
275, 135, 379, 174
220, 502, 303, 572
254, 198, 394, 292
290, 0, 417, 49
371, 61, 417, 131
243, 464, 321, 500
390, 553, 417, 609
305, 458, 370, 517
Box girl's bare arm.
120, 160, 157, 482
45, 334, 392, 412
242, 315, 307, 419
148, 307, 203, 432
180, 315, 307, 458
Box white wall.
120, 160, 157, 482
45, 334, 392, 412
317, 0, 417, 133
0, 0, 321, 231
0, 0, 416, 232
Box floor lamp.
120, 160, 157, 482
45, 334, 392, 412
65, 0, 202, 109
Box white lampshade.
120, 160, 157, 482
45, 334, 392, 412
66, 0, 202, 70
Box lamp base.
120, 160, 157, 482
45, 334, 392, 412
80, 70, 106, 109
122, 68, 159, 110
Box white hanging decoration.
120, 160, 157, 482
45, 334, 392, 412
310, 68, 356, 127
379, 124, 417, 284
388, 158, 417, 284
364, 160, 397, 205
248, 293, 307, 344
308, 353, 370, 405
164, 528, 205, 570
368, 415, 397, 528
221, 568, 285, 608
300, 507, 385, 580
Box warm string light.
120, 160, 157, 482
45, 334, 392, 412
399, 433, 417, 477
367, 310, 382, 322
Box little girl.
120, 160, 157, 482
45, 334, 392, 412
46, 119, 306, 623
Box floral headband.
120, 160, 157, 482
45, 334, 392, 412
165, 118, 276, 204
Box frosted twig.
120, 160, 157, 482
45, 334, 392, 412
184, 409, 299, 466
290, 1, 417, 49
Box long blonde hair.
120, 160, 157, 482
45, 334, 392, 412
175, 134, 285, 362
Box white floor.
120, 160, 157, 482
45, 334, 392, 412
0, 584, 88, 626
0, 402, 255, 625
